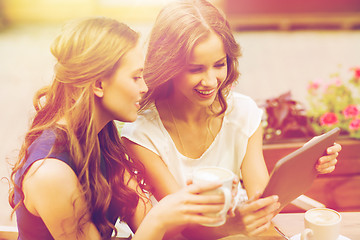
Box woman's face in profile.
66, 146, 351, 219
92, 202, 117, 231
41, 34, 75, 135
172, 32, 227, 107
100, 44, 148, 123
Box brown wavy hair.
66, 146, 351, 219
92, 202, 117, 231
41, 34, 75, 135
9, 17, 145, 238
141, 0, 241, 115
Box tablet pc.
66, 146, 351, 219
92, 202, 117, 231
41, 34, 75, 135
261, 127, 340, 208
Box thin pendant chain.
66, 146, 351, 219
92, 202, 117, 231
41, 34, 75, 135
166, 102, 210, 157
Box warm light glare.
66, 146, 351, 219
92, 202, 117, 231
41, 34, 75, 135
100, 0, 178, 5
3, 0, 181, 24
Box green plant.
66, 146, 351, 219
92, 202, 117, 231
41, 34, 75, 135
306, 66, 360, 139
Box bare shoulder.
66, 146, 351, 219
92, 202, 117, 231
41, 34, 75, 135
22, 158, 80, 215
24, 158, 78, 187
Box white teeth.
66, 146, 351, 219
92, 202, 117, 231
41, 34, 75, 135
196, 89, 215, 95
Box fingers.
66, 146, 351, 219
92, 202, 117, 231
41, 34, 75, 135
239, 196, 280, 221
229, 176, 240, 215
316, 159, 337, 174
186, 191, 226, 205
181, 183, 228, 207
240, 195, 279, 212
317, 154, 338, 174
247, 220, 272, 236
231, 176, 239, 198
316, 143, 341, 174
156, 189, 226, 228
236, 196, 280, 236
183, 201, 225, 215
327, 143, 342, 154
247, 201, 279, 224
318, 152, 338, 166
186, 182, 222, 194
232, 175, 240, 186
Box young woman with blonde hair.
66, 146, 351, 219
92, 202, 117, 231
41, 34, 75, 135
121, 0, 341, 238
9, 17, 227, 240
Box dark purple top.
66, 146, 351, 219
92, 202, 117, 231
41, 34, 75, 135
14, 129, 117, 239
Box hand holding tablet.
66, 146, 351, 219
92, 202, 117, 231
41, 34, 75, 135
261, 127, 340, 209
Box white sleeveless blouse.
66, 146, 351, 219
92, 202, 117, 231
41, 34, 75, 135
121, 92, 263, 187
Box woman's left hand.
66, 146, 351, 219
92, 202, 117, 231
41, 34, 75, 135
316, 143, 342, 174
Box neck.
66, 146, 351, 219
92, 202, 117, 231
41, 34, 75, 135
94, 100, 111, 134
166, 100, 211, 158
164, 97, 210, 124
161, 97, 221, 159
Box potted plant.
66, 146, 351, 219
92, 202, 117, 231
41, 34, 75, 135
261, 91, 315, 143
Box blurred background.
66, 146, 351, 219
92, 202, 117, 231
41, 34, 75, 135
1, 0, 359, 229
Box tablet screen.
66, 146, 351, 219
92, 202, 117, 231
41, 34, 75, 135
261, 127, 340, 208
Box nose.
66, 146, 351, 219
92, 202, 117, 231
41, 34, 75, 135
201, 69, 218, 87
139, 77, 148, 94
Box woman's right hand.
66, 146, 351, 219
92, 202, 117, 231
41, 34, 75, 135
156, 182, 228, 228
134, 182, 228, 239
233, 193, 280, 236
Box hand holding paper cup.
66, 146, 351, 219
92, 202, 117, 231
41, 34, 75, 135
192, 166, 234, 227
301, 208, 341, 240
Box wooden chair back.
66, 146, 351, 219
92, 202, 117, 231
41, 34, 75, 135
0, 226, 18, 240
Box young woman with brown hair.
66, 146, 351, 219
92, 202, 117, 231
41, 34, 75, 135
121, 0, 341, 238
9, 17, 227, 240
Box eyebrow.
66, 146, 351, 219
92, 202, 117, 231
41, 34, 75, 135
188, 56, 227, 67
132, 68, 143, 75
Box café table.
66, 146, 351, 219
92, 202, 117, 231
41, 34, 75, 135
219, 212, 360, 240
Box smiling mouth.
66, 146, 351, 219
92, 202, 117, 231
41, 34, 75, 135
135, 101, 141, 109
195, 89, 216, 95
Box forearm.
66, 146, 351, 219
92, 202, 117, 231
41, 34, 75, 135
132, 211, 166, 240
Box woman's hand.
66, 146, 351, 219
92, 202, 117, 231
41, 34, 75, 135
136, 182, 228, 239
316, 143, 342, 174
228, 175, 240, 217
233, 193, 280, 236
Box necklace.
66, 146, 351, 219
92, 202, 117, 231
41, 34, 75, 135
166, 102, 210, 158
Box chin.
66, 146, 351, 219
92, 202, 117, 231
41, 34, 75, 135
125, 115, 138, 123
199, 98, 216, 107
116, 114, 137, 123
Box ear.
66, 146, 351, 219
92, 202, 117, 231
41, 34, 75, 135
92, 79, 104, 98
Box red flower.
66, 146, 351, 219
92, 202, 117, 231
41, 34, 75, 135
349, 118, 360, 131
353, 67, 360, 79
342, 105, 360, 119
320, 112, 338, 126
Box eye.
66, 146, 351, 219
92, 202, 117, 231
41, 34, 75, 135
214, 62, 226, 68
188, 67, 203, 73
133, 76, 143, 81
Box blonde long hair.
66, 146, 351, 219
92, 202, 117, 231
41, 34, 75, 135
9, 17, 143, 238
141, 0, 241, 114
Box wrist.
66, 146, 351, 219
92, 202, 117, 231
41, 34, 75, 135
136, 209, 167, 239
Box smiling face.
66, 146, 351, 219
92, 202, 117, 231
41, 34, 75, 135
172, 32, 227, 107
99, 43, 148, 123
